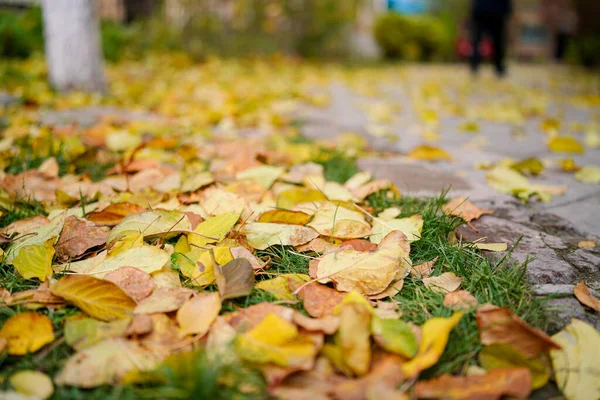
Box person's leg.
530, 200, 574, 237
470, 18, 484, 74
490, 17, 507, 76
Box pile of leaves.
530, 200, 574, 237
0, 56, 599, 400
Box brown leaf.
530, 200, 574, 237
410, 258, 437, 279
1, 216, 50, 235
86, 203, 146, 226
414, 368, 532, 400
2, 171, 62, 202
443, 197, 494, 223
574, 281, 600, 312
340, 239, 377, 252
104, 266, 155, 302
215, 258, 254, 300
294, 282, 345, 318
444, 290, 478, 311
54, 216, 109, 261
8, 282, 65, 307
226, 302, 295, 332
292, 312, 340, 335
476, 306, 561, 357
125, 314, 153, 336
422, 272, 462, 294
134, 287, 194, 314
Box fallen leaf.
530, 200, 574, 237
180, 171, 214, 193
1, 215, 50, 235
307, 203, 371, 239
227, 302, 295, 332
294, 282, 346, 318
577, 240, 595, 249
444, 290, 478, 310
11, 240, 55, 282
242, 222, 319, 250
410, 258, 436, 279
371, 317, 418, 358
558, 157, 581, 172
256, 274, 310, 301
0, 312, 54, 355
104, 266, 155, 302
54, 216, 109, 261
443, 197, 494, 223
125, 314, 153, 336
335, 292, 373, 376
402, 312, 462, 377
292, 313, 339, 335
574, 165, 600, 184
475, 242, 508, 252
548, 136, 584, 153
408, 145, 452, 161
91, 245, 170, 277
486, 166, 566, 203
64, 317, 130, 350
177, 292, 221, 336
370, 215, 423, 244
276, 188, 327, 209
215, 258, 255, 300
550, 319, 600, 400
237, 165, 284, 189
367, 279, 404, 300
55, 338, 160, 388
422, 272, 462, 294
414, 368, 532, 399
476, 306, 560, 358
511, 157, 544, 176
188, 211, 241, 248
257, 209, 312, 225
108, 210, 192, 243
9, 370, 54, 400
134, 287, 194, 314
573, 281, 600, 312
315, 231, 411, 296
479, 343, 550, 389
86, 203, 146, 226
340, 239, 377, 252
51, 275, 136, 321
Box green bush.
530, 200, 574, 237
567, 35, 600, 68
374, 12, 453, 61
0, 7, 43, 59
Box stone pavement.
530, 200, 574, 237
298, 64, 600, 330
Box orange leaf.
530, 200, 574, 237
574, 281, 600, 312
86, 203, 146, 226
443, 197, 494, 223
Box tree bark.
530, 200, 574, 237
41, 0, 105, 92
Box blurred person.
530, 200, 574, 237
543, 0, 578, 62
470, 0, 513, 77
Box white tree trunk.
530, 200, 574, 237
41, 0, 105, 92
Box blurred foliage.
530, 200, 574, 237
374, 12, 455, 61
0, 7, 43, 59
567, 35, 600, 68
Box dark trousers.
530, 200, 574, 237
470, 15, 508, 76
554, 33, 570, 61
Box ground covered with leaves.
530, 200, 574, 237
0, 56, 599, 400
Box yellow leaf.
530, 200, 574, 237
0, 312, 54, 355
479, 344, 550, 389
107, 230, 144, 257
574, 166, 600, 184
242, 222, 319, 250
236, 165, 285, 189
276, 188, 327, 209
408, 145, 452, 161
475, 242, 508, 252
402, 313, 463, 377
255, 274, 311, 300
179, 247, 233, 286
307, 203, 371, 239
188, 211, 240, 248
548, 137, 584, 154
551, 319, 600, 400
51, 275, 136, 321
64, 318, 130, 351
90, 245, 170, 278
558, 158, 581, 172
180, 171, 214, 193
11, 240, 55, 281
370, 215, 423, 244
578, 240, 595, 249
336, 292, 373, 376
257, 209, 311, 225
108, 210, 192, 243
315, 231, 412, 296
176, 292, 221, 336
106, 130, 142, 152
10, 370, 54, 400
235, 313, 319, 368
486, 167, 565, 203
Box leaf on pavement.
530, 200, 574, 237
479, 343, 550, 389
215, 258, 255, 300
574, 166, 600, 184
307, 203, 371, 239
486, 166, 566, 203
9, 370, 54, 400
548, 136, 584, 154
408, 145, 452, 161
104, 267, 155, 302
54, 216, 109, 261
402, 312, 463, 377
242, 222, 319, 250
422, 272, 462, 294
476, 306, 560, 358
0, 312, 54, 355
176, 292, 221, 336
314, 231, 411, 296
443, 197, 494, 223
573, 281, 600, 312
51, 275, 136, 321
475, 242, 508, 252
414, 368, 532, 400
550, 319, 600, 400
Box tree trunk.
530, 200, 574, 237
41, 0, 105, 92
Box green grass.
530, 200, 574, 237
0, 190, 548, 397
312, 150, 360, 184
0, 196, 47, 229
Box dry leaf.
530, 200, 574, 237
422, 272, 462, 294
292, 313, 340, 335
475, 242, 508, 252
54, 216, 109, 261
188, 211, 240, 248
414, 368, 532, 399
256, 274, 310, 301
11, 240, 55, 282
51, 275, 137, 321
294, 282, 346, 318
227, 302, 295, 332
86, 203, 146, 226
408, 145, 453, 161
444, 290, 478, 310
577, 240, 595, 249
0, 312, 54, 355
215, 258, 255, 300
410, 258, 436, 279
573, 281, 600, 312
479, 343, 550, 389
370, 215, 423, 244
134, 287, 194, 314
443, 197, 493, 223
575, 165, 600, 184
257, 209, 312, 225
242, 222, 319, 250
64, 317, 130, 351
336, 292, 373, 376
476, 306, 560, 358
9, 370, 54, 400
104, 266, 155, 302
1, 215, 50, 235
108, 210, 192, 243
307, 203, 371, 239
177, 292, 221, 336
548, 136, 585, 153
